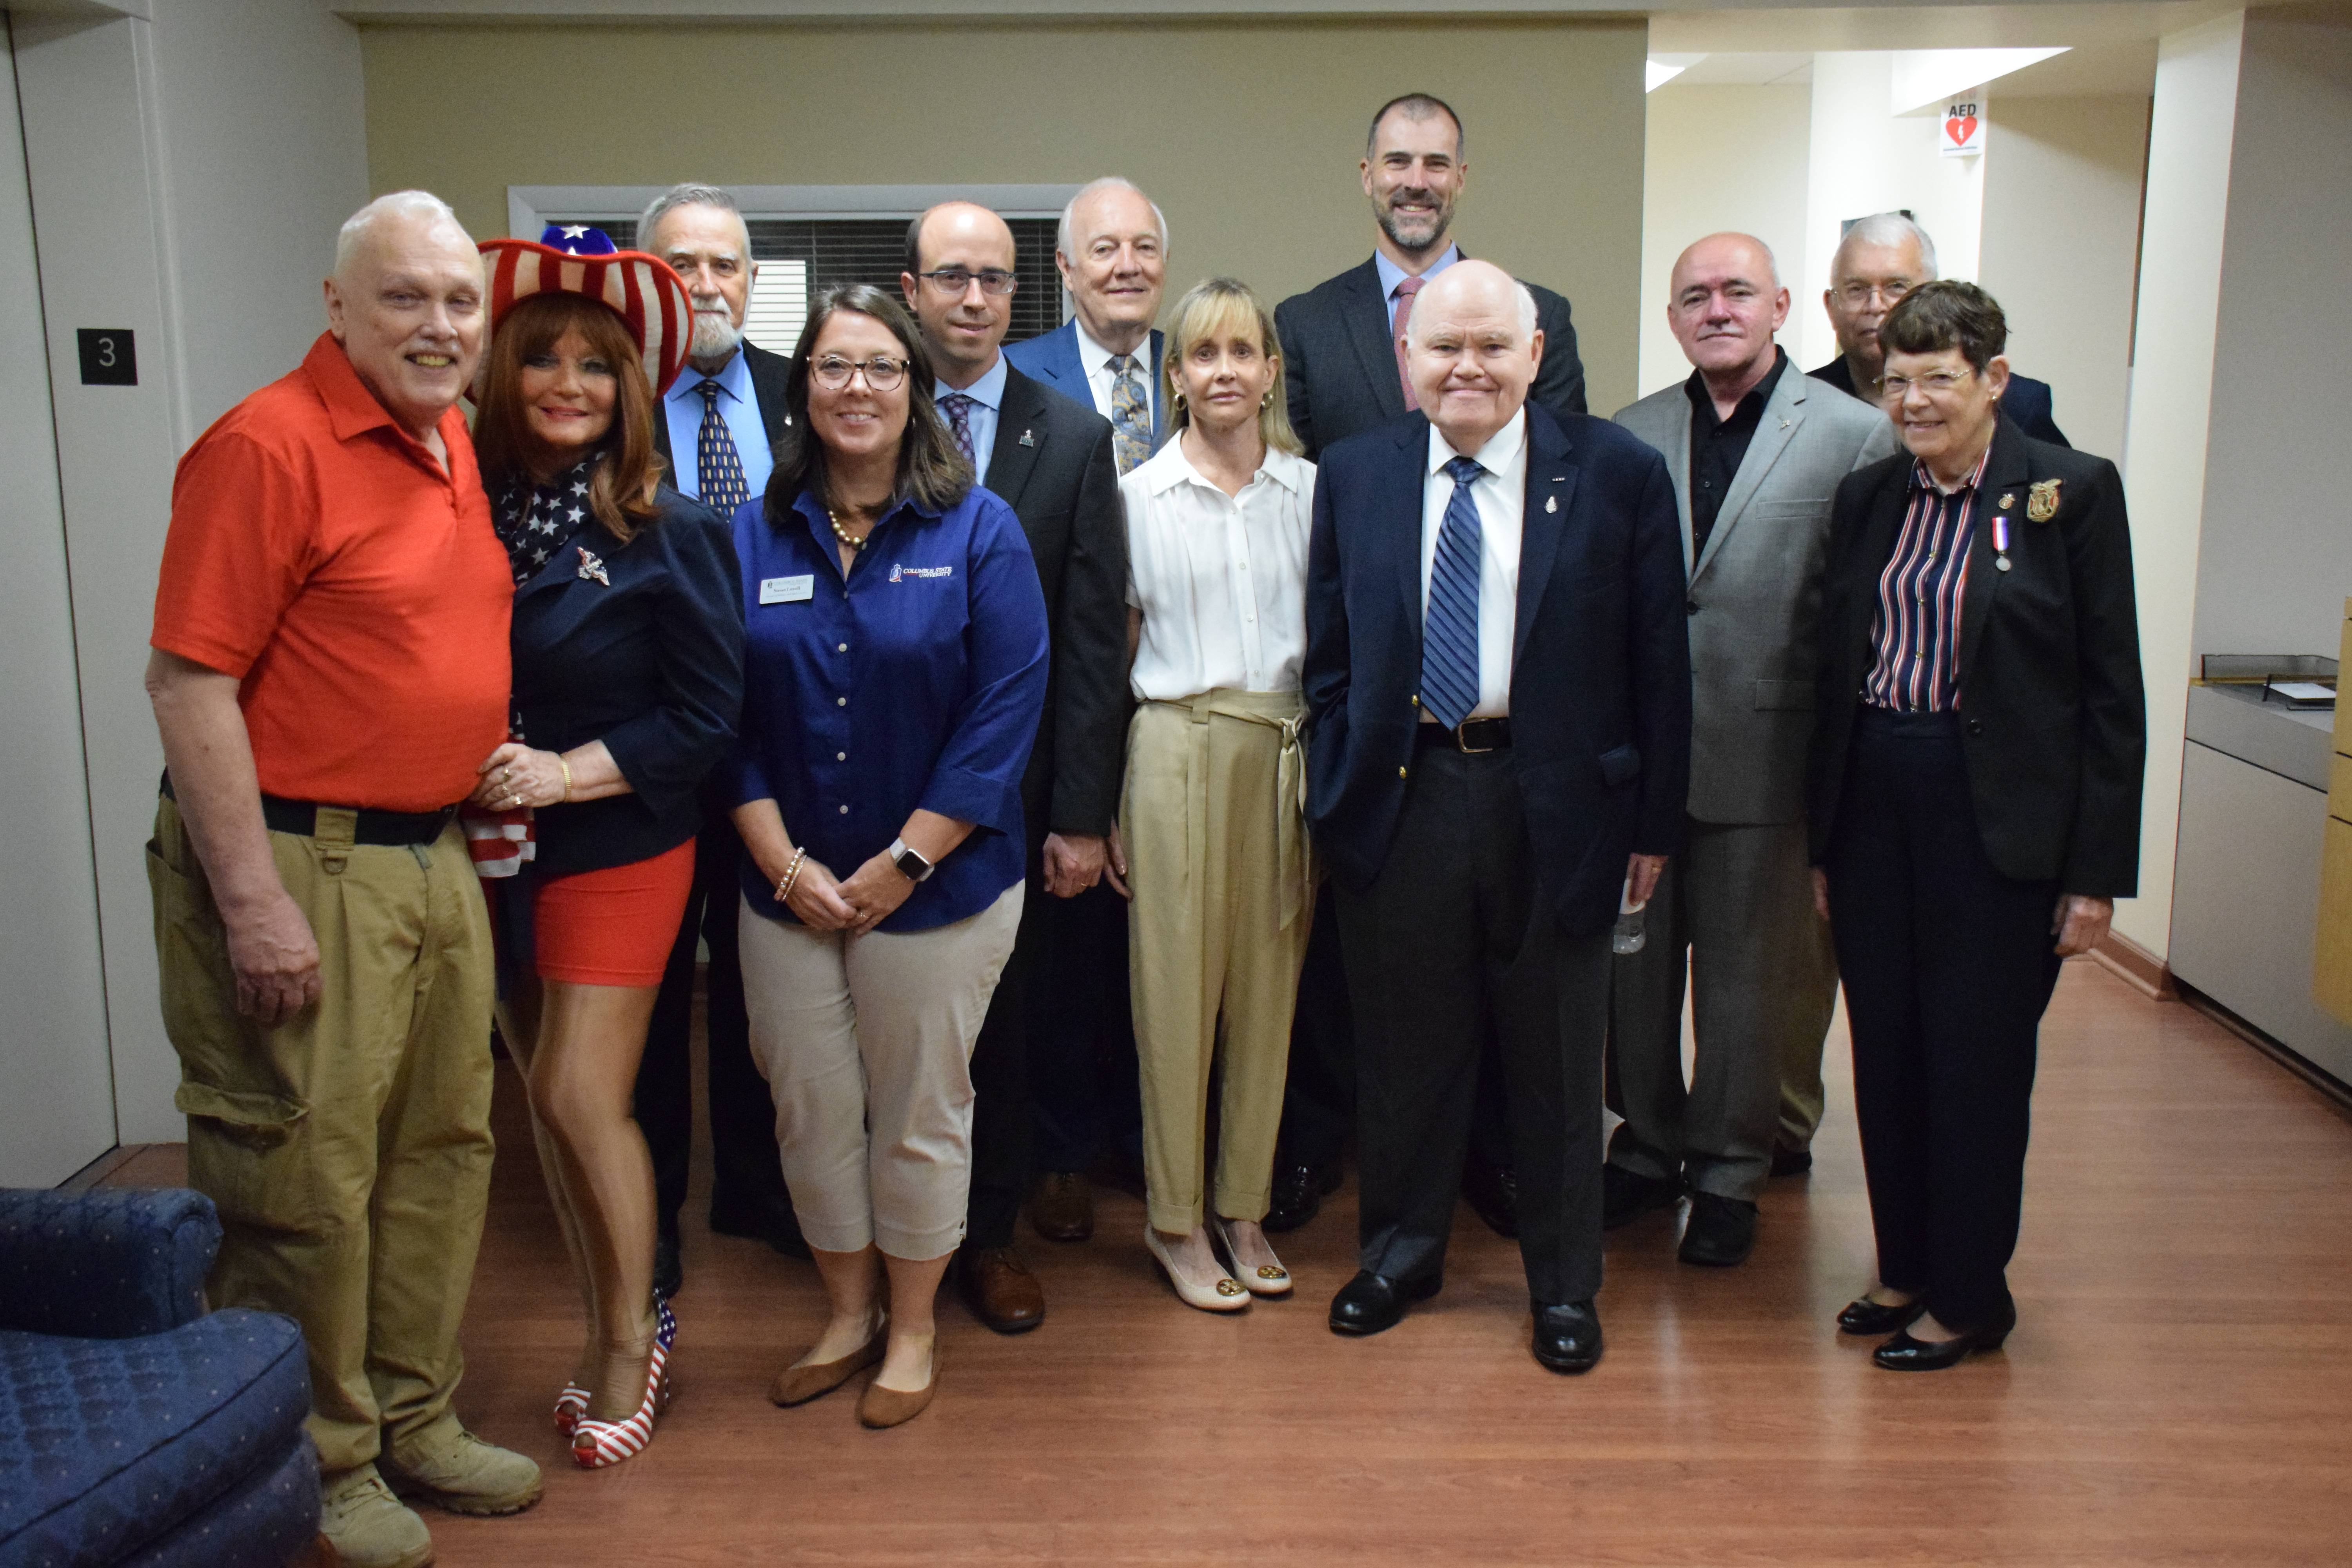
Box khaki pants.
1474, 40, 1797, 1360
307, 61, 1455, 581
1123, 692, 1314, 1234
148, 794, 496, 1478
739, 884, 1022, 1260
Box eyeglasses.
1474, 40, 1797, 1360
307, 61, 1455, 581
1879, 369, 1975, 399
811, 354, 910, 392
1835, 280, 1915, 309
915, 267, 1018, 297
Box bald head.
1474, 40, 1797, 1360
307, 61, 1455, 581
1668, 232, 1788, 391
1403, 260, 1544, 454
323, 191, 483, 442
901, 201, 1017, 387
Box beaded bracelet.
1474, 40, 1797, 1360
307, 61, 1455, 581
776, 847, 809, 902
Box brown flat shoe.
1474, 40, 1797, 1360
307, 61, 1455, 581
1031, 1171, 1095, 1242
769, 1327, 885, 1407
857, 1345, 940, 1430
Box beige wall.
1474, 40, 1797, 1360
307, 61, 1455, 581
359, 19, 1648, 411
1979, 94, 2151, 465
1637, 83, 1812, 401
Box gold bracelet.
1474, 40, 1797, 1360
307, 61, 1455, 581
777, 847, 808, 902
557, 755, 572, 802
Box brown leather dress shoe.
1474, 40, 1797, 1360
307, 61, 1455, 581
1031, 1172, 1095, 1242
957, 1246, 1045, 1334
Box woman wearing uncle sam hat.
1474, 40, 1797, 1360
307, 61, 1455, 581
468, 224, 745, 1468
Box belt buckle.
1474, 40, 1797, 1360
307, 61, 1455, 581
1455, 720, 1495, 755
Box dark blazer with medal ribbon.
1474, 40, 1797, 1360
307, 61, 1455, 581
509, 485, 746, 877
1806, 416, 2145, 897
1275, 258, 1589, 461
1303, 403, 1692, 935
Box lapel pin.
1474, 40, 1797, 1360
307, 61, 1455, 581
1998, 492, 2015, 510
2027, 477, 2062, 522
1780, 418, 1792, 430
575, 546, 609, 586
1993, 515, 2012, 572
1020, 429, 1036, 447
1545, 494, 1558, 514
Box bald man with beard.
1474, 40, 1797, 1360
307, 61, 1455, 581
1304, 261, 1689, 1373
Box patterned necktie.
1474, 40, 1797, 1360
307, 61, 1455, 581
1109, 354, 1151, 475
695, 380, 749, 514
1420, 455, 1485, 731
940, 393, 977, 463
1391, 276, 1426, 413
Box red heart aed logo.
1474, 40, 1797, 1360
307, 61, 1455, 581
1946, 114, 1979, 146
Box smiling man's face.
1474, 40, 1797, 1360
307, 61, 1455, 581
1361, 106, 1465, 263
325, 209, 485, 441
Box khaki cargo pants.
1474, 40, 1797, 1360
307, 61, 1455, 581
147, 793, 496, 1478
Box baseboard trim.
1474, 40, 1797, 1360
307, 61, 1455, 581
2091, 927, 2178, 1000
2176, 983, 2352, 1120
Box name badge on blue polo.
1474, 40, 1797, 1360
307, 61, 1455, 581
759, 575, 814, 605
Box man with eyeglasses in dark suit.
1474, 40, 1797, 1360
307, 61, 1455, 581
899, 202, 1129, 1337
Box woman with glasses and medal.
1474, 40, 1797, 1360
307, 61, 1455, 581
1809, 280, 2144, 1370
728, 284, 1048, 1428
468, 226, 744, 1466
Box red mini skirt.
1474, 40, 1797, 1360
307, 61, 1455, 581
508, 838, 695, 987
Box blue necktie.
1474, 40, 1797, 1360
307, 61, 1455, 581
696, 380, 749, 514
1420, 455, 1486, 731
940, 393, 977, 463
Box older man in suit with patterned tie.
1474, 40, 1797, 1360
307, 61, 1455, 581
1307, 260, 1689, 1373
1606, 233, 1897, 1267
1004, 176, 1168, 466
634, 182, 804, 1298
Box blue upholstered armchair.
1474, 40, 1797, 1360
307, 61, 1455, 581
0, 1187, 318, 1567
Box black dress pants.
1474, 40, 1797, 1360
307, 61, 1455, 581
1028, 880, 1142, 1176
637, 814, 794, 1238
1824, 708, 2063, 1329
1335, 746, 1610, 1306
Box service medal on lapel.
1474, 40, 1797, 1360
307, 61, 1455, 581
576, 546, 610, 585
2026, 478, 2062, 523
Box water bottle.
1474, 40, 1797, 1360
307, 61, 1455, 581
1612, 876, 1648, 956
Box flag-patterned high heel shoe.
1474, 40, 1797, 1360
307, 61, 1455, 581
570, 1295, 677, 1469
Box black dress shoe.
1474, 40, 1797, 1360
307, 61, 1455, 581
652, 1220, 684, 1301
1770, 1145, 1814, 1178
1677, 1192, 1758, 1267
1872, 1298, 2017, 1370
1460, 1160, 1520, 1239
1530, 1299, 1603, 1374
1264, 1160, 1340, 1234
1328, 1269, 1440, 1336
1836, 1294, 1927, 1336
1601, 1164, 1683, 1229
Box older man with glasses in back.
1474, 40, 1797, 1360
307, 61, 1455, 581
898, 202, 1129, 1336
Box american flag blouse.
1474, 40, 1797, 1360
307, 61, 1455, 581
1862, 447, 1993, 713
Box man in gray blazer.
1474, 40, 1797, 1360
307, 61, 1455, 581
1606, 233, 1897, 1265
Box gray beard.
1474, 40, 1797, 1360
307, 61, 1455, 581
690, 310, 742, 362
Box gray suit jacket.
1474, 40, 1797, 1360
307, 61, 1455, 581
1615, 363, 1897, 825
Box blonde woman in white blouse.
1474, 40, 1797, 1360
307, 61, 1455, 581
1119, 278, 1316, 1311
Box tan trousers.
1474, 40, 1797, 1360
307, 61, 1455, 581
147, 793, 495, 1478
738, 883, 1022, 1260
1123, 691, 1314, 1234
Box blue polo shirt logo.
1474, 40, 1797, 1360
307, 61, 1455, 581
889, 563, 954, 583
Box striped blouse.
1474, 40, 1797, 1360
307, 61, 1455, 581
1862, 448, 1993, 712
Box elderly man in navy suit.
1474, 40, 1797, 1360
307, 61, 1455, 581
1306, 260, 1690, 1373
1004, 176, 1168, 472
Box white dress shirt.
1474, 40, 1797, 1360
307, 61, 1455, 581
1122, 439, 1314, 701
934, 352, 1009, 486
1075, 319, 1157, 430
1420, 409, 1526, 719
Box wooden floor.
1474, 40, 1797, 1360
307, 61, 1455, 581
112, 960, 2352, 1563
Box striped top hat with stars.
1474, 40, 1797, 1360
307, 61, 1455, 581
477, 225, 693, 399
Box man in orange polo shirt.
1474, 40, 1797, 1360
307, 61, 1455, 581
146, 190, 538, 1568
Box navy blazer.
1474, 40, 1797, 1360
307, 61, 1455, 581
509, 485, 745, 878
1003, 321, 1167, 445
1304, 405, 1692, 935
1276, 258, 1587, 460
1808, 355, 2070, 449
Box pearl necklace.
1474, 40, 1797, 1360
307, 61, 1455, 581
826, 500, 880, 552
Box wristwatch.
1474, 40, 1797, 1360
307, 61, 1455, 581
888, 837, 936, 882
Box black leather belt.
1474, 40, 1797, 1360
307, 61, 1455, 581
161, 773, 458, 847
1415, 717, 1513, 753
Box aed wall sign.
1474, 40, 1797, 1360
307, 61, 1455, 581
1942, 100, 1986, 158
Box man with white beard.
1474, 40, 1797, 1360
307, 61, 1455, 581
633, 182, 803, 1298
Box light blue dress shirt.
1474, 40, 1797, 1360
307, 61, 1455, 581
934, 352, 1009, 487
663, 349, 775, 501
1373, 243, 1463, 314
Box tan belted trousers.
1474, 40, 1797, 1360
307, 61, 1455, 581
1122, 690, 1315, 1233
